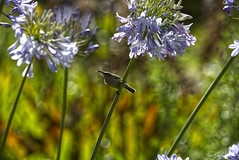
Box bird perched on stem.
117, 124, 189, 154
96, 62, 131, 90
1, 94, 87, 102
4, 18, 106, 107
98, 70, 136, 94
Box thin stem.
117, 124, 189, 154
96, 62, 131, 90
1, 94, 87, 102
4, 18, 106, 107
167, 56, 235, 157
90, 57, 135, 160
0, 0, 5, 17
56, 68, 68, 160
0, 62, 32, 158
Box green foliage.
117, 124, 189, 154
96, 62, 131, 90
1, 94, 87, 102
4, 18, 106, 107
0, 1, 239, 160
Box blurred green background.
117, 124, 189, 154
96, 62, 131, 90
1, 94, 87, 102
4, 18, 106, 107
0, 0, 239, 159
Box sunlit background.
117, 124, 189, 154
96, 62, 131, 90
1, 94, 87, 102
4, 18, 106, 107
0, 0, 239, 159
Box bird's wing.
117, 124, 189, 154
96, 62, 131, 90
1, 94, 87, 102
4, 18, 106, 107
112, 74, 128, 83
111, 73, 122, 80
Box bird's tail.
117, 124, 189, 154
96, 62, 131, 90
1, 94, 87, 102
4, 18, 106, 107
124, 84, 136, 94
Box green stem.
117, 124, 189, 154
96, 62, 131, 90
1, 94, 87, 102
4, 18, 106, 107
167, 56, 235, 157
90, 57, 135, 160
56, 68, 68, 160
0, 62, 32, 158
0, 0, 5, 17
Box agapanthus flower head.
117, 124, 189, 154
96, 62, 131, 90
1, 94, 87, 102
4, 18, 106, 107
8, 6, 98, 78
54, 6, 99, 55
112, 0, 196, 60
157, 153, 189, 160
224, 142, 239, 160
223, 0, 239, 16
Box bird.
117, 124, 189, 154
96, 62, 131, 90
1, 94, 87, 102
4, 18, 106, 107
98, 70, 136, 94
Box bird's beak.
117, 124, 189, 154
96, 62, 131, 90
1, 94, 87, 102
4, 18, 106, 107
97, 70, 104, 74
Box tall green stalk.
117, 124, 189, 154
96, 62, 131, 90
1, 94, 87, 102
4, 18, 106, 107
56, 68, 68, 160
167, 56, 236, 156
90, 57, 135, 160
0, 62, 32, 159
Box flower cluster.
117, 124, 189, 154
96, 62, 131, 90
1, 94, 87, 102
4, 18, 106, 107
0, 0, 37, 27
223, 0, 238, 16
112, 0, 196, 60
3, 3, 98, 77
157, 153, 189, 160
53, 6, 99, 56
224, 142, 239, 160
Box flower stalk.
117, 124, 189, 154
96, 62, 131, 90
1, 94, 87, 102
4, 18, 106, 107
167, 56, 236, 157
56, 68, 68, 160
90, 57, 135, 160
0, 60, 33, 158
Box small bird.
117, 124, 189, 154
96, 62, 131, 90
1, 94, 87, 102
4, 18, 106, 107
98, 70, 136, 94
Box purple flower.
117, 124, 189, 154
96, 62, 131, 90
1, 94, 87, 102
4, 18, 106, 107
133, 11, 149, 33
54, 6, 99, 56
8, 33, 53, 78
224, 142, 239, 160
112, 0, 196, 60
157, 153, 189, 160
8, 8, 78, 78
6, 0, 37, 14
11, 23, 24, 38
8, 33, 78, 77
49, 40, 78, 69
228, 40, 239, 57
0, 0, 37, 29
224, 0, 237, 5
125, 0, 136, 12
223, 0, 238, 16
224, 5, 234, 16
86, 43, 99, 55
0, 22, 11, 28
8, 6, 98, 78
